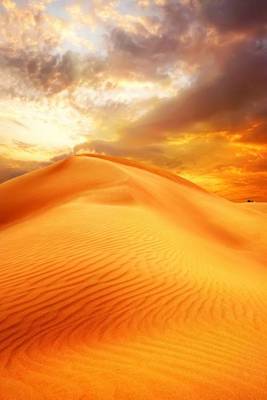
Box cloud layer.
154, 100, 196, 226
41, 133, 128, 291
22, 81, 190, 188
0, 0, 266, 200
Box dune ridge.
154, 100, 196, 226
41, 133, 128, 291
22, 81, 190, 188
0, 154, 267, 399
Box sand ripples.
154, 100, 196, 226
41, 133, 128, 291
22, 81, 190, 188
0, 155, 267, 399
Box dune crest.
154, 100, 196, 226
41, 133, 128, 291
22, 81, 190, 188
0, 155, 267, 399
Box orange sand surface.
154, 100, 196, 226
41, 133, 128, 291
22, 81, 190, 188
0, 154, 267, 399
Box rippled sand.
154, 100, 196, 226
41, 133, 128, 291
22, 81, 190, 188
0, 154, 267, 399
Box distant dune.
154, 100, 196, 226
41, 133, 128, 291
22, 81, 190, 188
0, 154, 267, 399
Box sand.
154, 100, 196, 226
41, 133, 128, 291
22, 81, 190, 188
0, 154, 267, 400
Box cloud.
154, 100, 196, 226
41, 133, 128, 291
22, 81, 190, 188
120, 38, 267, 143
241, 123, 267, 144
0, 0, 108, 100
200, 0, 267, 32
107, 0, 208, 80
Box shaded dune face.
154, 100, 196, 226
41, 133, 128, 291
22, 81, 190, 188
0, 155, 267, 399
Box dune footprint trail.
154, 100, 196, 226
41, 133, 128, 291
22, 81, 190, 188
0, 154, 267, 400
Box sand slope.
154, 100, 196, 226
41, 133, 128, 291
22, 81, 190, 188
0, 154, 267, 400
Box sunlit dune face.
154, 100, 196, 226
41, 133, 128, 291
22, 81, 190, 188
0, 154, 267, 399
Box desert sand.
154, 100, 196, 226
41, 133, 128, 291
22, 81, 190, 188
0, 154, 267, 400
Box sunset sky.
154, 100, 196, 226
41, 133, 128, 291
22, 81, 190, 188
0, 0, 266, 201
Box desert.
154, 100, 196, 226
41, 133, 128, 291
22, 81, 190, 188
0, 154, 267, 399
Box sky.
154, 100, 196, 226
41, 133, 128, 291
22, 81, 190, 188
0, 0, 266, 201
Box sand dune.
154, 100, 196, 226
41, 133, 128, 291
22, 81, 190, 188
0, 154, 267, 399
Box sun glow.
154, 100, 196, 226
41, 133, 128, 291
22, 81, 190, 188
0, 97, 94, 160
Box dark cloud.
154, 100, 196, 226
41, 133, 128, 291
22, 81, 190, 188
105, 0, 267, 146
107, 0, 207, 80
200, 0, 267, 32
121, 38, 267, 143
0, 47, 106, 97
110, 1, 194, 58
